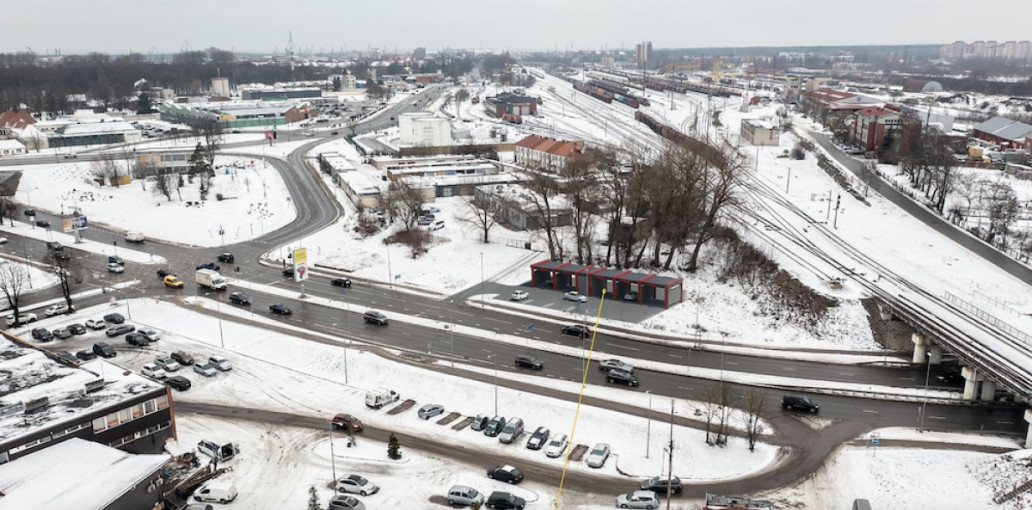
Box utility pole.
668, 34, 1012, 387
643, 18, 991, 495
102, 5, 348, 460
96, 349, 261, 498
666, 399, 674, 509
833, 194, 841, 229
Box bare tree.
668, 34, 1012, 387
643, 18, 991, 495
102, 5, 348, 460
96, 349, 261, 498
686, 143, 745, 272
714, 383, 736, 446
461, 192, 498, 243
383, 180, 425, 231
521, 170, 565, 260
43, 251, 80, 310
564, 149, 606, 265
152, 170, 178, 202
0, 262, 30, 325
699, 383, 723, 445
986, 181, 1020, 248
740, 388, 768, 451
89, 152, 122, 187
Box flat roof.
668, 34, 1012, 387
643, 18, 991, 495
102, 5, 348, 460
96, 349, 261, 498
617, 272, 655, 283
339, 170, 381, 196
60, 122, 138, 136
531, 260, 567, 270
647, 276, 683, 286
593, 268, 627, 279
555, 263, 591, 274
0, 438, 168, 510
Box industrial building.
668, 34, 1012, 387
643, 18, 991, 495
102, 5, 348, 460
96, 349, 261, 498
241, 87, 322, 101
160, 100, 312, 129
483, 92, 538, 118
0, 139, 26, 156
515, 135, 583, 173
321, 152, 382, 209
474, 183, 573, 231
972, 117, 1032, 148
852, 106, 904, 152
740, 119, 780, 146
398, 112, 453, 146
372, 154, 499, 181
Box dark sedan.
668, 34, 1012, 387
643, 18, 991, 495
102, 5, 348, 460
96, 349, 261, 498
170, 350, 195, 365
486, 465, 524, 484
269, 303, 293, 315
331, 278, 352, 288
606, 369, 639, 387
562, 324, 590, 338
514, 355, 543, 370
217, 253, 235, 263
229, 292, 252, 305
165, 376, 192, 391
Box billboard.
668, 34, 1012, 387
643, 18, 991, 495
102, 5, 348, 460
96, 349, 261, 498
292, 248, 308, 282
61, 216, 88, 233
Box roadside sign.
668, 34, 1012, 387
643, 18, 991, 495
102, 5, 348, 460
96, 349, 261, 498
62, 216, 88, 233
295, 263, 309, 282
292, 248, 307, 266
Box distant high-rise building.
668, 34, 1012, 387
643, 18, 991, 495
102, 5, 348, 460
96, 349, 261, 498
413, 47, 426, 60
635, 41, 653, 69
940, 40, 1031, 62
211, 77, 230, 97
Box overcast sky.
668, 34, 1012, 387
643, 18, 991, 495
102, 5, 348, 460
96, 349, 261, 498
6, 1, 1031, 55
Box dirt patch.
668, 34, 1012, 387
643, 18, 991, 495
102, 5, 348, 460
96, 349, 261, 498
435, 412, 461, 425
427, 495, 453, 507
387, 399, 417, 415
568, 444, 589, 462
451, 416, 474, 430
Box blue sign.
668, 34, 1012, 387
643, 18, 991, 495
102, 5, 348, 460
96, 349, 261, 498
871, 437, 879, 445
527, 323, 534, 331
73, 216, 88, 229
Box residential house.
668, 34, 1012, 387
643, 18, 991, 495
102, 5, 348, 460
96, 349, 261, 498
0, 110, 36, 138
515, 135, 584, 173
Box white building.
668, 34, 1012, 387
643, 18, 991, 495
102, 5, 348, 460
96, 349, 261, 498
741, 119, 780, 146
398, 112, 452, 146
211, 76, 231, 96
0, 139, 26, 156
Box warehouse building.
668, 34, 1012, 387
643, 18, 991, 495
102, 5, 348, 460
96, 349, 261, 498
484, 92, 539, 118
741, 119, 780, 146
160, 100, 312, 128
241, 87, 322, 101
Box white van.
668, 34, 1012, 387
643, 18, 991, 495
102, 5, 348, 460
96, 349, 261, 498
193, 480, 238, 504
428, 220, 445, 231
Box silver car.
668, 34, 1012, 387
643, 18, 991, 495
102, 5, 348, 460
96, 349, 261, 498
599, 359, 633, 373
418, 404, 445, 420
545, 434, 568, 458
193, 362, 217, 377
446, 485, 484, 506
155, 356, 181, 372
586, 443, 610, 468
615, 490, 659, 509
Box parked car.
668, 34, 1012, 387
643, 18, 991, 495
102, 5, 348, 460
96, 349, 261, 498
563, 291, 588, 303
45, 303, 73, 316
416, 215, 434, 226
335, 474, 378, 496
163, 275, 185, 288
327, 494, 365, 510
526, 426, 550, 450
92, 342, 116, 358
217, 253, 235, 263
155, 356, 182, 372
514, 354, 543, 370
85, 319, 107, 330
484, 416, 506, 437
469, 414, 489, 431
486, 491, 525, 510
141, 363, 167, 379
107, 262, 125, 273
486, 465, 524, 484
171, 351, 195, 365
125, 333, 149, 346
331, 278, 352, 288
269, 303, 292, 315
35, 220, 51, 228
55, 350, 78, 364
509, 289, 529, 301
606, 369, 639, 387
137, 330, 158, 342
67, 323, 86, 335
196, 262, 221, 271
599, 359, 633, 373
166, 375, 192, 391
446, 485, 484, 507
103, 313, 125, 324
51, 328, 72, 339
615, 490, 660, 509
363, 310, 388, 325
562, 324, 590, 338
585, 443, 610, 468
22, 209, 35, 216
782, 394, 819, 413
229, 292, 252, 305
5, 312, 37, 326
31, 328, 54, 342
209, 355, 232, 371
418, 404, 445, 420
498, 418, 524, 444
640, 476, 683, 496
106, 324, 136, 337
331, 413, 364, 432
108, 255, 124, 265
624, 291, 639, 301
156, 269, 176, 279
193, 362, 217, 377
75, 349, 97, 361
545, 433, 569, 458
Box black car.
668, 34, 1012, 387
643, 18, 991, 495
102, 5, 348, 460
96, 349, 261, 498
486, 465, 524, 484
156, 269, 176, 279
229, 292, 252, 305
106, 324, 136, 337
46, 241, 63, 251
562, 324, 590, 338
67, 323, 87, 335
363, 310, 388, 325
514, 355, 543, 370
269, 303, 292, 315
606, 369, 639, 387
125, 333, 149, 346
331, 278, 352, 288
92, 342, 116, 358
282, 267, 295, 277
103, 313, 126, 324
782, 394, 819, 414
526, 426, 550, 450
171, 350, 195, 365
31, 328, 54, 342
196, 262, 221, 271
23, 209, 36, 216
35, 220, 51, 228
640, 476, 683, 495
165, 376, 192, 391
217, 253, 235, 263
936, 367, 963, 384
108, 255, 124, 265
486, 491, 525, 510
75, 349, 97, 361
55, 350, 78, 364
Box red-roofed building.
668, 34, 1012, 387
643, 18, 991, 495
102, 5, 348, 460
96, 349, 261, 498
515, 134, 584, 173
802, 88, 882, 123
852, 105, 903, 152
0, 110, 36, 138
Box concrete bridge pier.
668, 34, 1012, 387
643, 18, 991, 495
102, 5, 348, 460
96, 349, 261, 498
876, 303, 893, 320
912, 333, 931, 364
980, 380, 996, 401
1025, 410, 1032, 449
962, 367, 983, 400
928, 345, 943, 365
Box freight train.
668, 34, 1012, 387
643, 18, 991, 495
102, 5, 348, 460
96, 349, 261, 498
600, 68, 742, 98
634, 111, 727, 166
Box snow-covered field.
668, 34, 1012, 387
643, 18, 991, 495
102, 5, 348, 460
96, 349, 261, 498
14, 156, 295, 247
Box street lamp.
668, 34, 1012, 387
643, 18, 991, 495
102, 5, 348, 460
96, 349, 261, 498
343, 289, 350, 384
329, 420, 338, 483
646, 390, 653, 459
218, 225, 225, 247
919, 351, 932, 432
486, 354, 499, 416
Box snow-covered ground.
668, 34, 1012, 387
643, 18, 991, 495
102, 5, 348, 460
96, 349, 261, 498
14, 156, 295, 247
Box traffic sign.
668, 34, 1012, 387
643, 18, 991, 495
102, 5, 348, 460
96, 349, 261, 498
295, 263, 309, 282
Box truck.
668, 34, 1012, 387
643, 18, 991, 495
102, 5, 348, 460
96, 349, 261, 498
196, 269, 228, 290
124, 231, 145, 243
365, 388, 399, 409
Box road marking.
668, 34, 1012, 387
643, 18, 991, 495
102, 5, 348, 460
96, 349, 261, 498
899, 377, 916, 381
928, 416, 946, 420
998, 421, 1015, 425
606, 343, 640, 351
725, 361, 738, 366
861, 409, 879, 414
781, 367, 796, 371
838, 372, 855, 376
677, 386, 693, 391
668, 354, 682, 359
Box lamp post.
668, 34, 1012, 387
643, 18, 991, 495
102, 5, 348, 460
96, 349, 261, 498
329, 420, 338, 483
218, 225, 225, 248
646, 390, 653, 459
487, 354, 499, 416
343, 289, 350, 384
920, 351, 932, 432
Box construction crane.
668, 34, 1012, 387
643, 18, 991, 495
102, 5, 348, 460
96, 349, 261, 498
287, 31, 296, 82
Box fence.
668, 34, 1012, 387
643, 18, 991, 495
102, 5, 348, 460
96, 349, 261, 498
943, 290, 1032, 346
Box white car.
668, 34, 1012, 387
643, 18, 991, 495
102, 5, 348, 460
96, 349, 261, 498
585, 442, 610, 468
209, 355, 232, 371
545, 433, 569, 458
141, 330, 160, 342
335, 474, 379, 496
510, 290, 528, 301
44, 304, 73, 316
563, 291, 588, 303
5, 312, 37, 326
599, 359, 633, 373
615, 491, 660, 509
0, 237, 7, 244
140, 363, 167, 379
154, 356, 181, 372
107, 263, 125, 273
193, 362, 217, 377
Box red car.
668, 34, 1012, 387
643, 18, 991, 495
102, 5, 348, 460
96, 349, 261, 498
332, 413, 364, 432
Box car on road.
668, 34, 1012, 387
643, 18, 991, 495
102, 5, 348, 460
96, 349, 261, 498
327, 494, 364, 510
46, 241, 63, 251
782, 394, 819, 413
509, 289, 528, 301
936, 367, 963, 384
5, 312, 37, 326
108, 255, 124, 265
335, 474, 378, 496
156, 269, 176, 279
0, 237, 7, 244
155, 356, 182, 372
67, 323, 86, 335
585, 443, 610, 468
526, 426, 550, 450
363, 310, 388, 325
486, 491, 525, 510
165, 375, 192, 391
92, 342, 116, 358
217, 253, 235, 263
103, 313, 125, 324
31, 328, 53, 342
23, 209, 35, 216
446, 485, 484, 507
615, 490, 660, 509
486, 465, 523, 484
282, 267, 295, 278
163, 275, 184, 288
209, 355, 232, 371
484, 416, 506, 437
86, 319, 107, 330
196, 262, 220, 271
44, 305, 73, 315
106, 324, 136, 337
563, 291, 588, 303
229, 292, 252, 305
606, 369, 639, 387
331, 413, 364, 432
562, 324, 590, 338
140, 363, 167, 379
51, 328, 72, 339
624, 291, 639, 301
599, 359, 633, 373
75, 350, 97, 361
544, 433, 568, 458
125, 333, 149, 346
418, 404, 445, 420
35, 220, 51, 228
193, 362, 217, 377
107, 262, 125, 273
269, 303, 292, 315
331, 278, 352, 288
469, 415, 489, 431
514, 354, 543, 370
171, 351, 195, 365
640, 476, 683, 496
